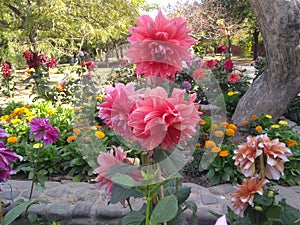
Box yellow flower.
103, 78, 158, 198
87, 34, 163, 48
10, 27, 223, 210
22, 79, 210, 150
0, 115, 10, 121
27, 116, 33, 122
95, 131, 105, 139
212, 147, 221, 153
227, 123, 237, 131
25, 67, 35, 74
73, 128, 81, 136
233, 91, 239, 95
211, 124, 218, 131
199, 120, 206, 125
271, 124, 279, 129
251, 115, 258, 120
286, 139, 297, 147
255, 126, 263, 133
227, 91, 234, 96
47, 109, 56, 115
265, 114, 272, 119
214, 130, 224, 138
243, 120, 249, 126
225, 129, 235, 136
195, 143, 201, 148
204, 140, 217, 149
67, 136, 75, 142
11, 118, 22, 124
279, 120, 288, 125
220, 122, 229, 128
33, 143, 42, 148
7, 137, 18, 143
219, 150, 229, 157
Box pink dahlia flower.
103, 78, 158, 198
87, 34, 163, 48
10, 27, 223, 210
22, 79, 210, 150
231, 174, 268, 216
1, 61, 12, 79
258, 134, 292, 180
93, 146, 142, 201
128, 87, 201, 150
192, 68, 206, 79
97, 83, 139, 138
203, 59, 218, 68
228, 73, 240, 83
223, 59, 233, 72
125, 11, 196, 79
29, 117, 60, 145
233, 136, 263, 177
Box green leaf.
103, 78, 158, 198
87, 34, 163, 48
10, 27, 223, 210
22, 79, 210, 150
150, 195, 178, 224
111, 173, 142, 189
163, 186, 191, 205
110, 184, 143, 204
121, 210, 145, 225
2, 200, 41, 225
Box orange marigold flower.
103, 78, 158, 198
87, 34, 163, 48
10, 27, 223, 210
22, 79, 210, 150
211, 124, 218, 131
7, 137, 18, 143
219, 150, 229, 157
214, 130, 224, 138
212, 146, 221, 153
204, 140, 217, 149
225, 128, 235, 136
57, 84, 65, 92
73, 128, 81, 136
255, 126, 263, 133
231, 174, 268, 216
195, 143, 201, 148
67, 136, 75, 142
285, 139, 297, 147
243, 120, 249, 126
95, 131, 105, 139
199, 120, 206, 125
227, 123, 237, 131
251, 115, 258, 120
220, 122, 229, 128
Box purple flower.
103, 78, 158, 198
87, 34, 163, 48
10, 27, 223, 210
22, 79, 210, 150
182, 81, 192, 91
29, 118, 60, 145
0, 128, 8, 139
0, 141, 22, 188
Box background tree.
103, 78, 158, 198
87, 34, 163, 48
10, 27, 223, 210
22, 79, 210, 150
232, 0, 300, 125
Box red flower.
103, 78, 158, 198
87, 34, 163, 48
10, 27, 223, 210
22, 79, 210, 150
223, 59, 233, 71
203, 59, 218, 68
47, 58, 57, 68
1, 61, 12, 79
228, 73, 240, 83
216, 45, 227, 53
23, 50, 40, 69
125, 11, 196, 80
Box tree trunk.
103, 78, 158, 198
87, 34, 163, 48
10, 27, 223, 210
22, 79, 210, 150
232, 0, 300, 126
252, 27, 259, 60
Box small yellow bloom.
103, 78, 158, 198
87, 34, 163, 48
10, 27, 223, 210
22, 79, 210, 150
220, 122, 229, 128
204, 140, 217, 149
11, 118, 22, 124
255, 126, 263, 133
0, 115, 10, 121
251, 115, 258, 120
73, 128, 81, 136
286, 139, 297, 147
47, 109, 56, 115
233, 91, 239, 95
271, 124, 279, 129
211, 124, 218, 131
243, 120, 249, 126
27, 116, 33, 122
33, 143, 42, 148
199, 120, 206, 125
7, 137, 18, 143
279, 120, 288, 125
67, 136, 75, 142
227, 91, 234, 96
95, 131, 105, 139
214, 130, 224, 138
265, 114, 272, 119
227, 123, 237, 131
225, 129, 235, 137
195, 143, 201, 148
96, 95, 105, 99
219, 150, 229, 157
212, 147, 221, 153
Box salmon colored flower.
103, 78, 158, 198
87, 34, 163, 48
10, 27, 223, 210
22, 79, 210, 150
233, 136, 262, 177
228, 73, 240, 83
255, 126, 263, 133
93, 146, 142, 202
285, 139, 297, 147
225, 128, 235, 137
214, 130, 224, 138
125, 11, 196, 80
219, 150, 228, 157
231, 174, 268, 216
128, 87, 201, 150
212, 146, 221, 153
258, 134, 292, 180
192, 68, 206, 79
211, 124, 218, 131
220, 122, 229, 128
73, 128, 81, 136
7, 137, 18, 143
205, 140, 217, 149
95, 131, 105, 139
57, 84, 65, 92
67, 136, 75, 142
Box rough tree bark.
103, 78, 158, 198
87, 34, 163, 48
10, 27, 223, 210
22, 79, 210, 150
232, 0, 300, 126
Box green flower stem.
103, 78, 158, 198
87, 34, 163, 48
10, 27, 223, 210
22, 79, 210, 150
145, 195, 152, 225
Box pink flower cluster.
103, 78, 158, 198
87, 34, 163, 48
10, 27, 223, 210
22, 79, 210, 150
125, 12, 196, 80
1, 61, 12, 79
228, 73, 241, 83
23, 50, 57, 69
233, 134, 292, 180
98, 83, 202, 150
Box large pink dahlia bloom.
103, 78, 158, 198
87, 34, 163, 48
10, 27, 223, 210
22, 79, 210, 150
125, 12, 197, 79
128, 87, 201, 150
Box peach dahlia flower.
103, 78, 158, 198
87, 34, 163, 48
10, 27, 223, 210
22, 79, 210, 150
231, 174, 268, 216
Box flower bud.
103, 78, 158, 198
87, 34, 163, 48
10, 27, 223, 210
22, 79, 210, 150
254, 206, 263, 211
267, 190, 275, 198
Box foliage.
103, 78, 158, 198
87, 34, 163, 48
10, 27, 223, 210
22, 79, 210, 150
253, 56, 265, 80
284, 96, 300, 125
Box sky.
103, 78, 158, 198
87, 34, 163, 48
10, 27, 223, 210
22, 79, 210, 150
143, 0, 181, 17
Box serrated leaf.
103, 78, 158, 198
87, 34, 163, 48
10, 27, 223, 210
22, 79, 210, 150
150, 195, 178, 224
